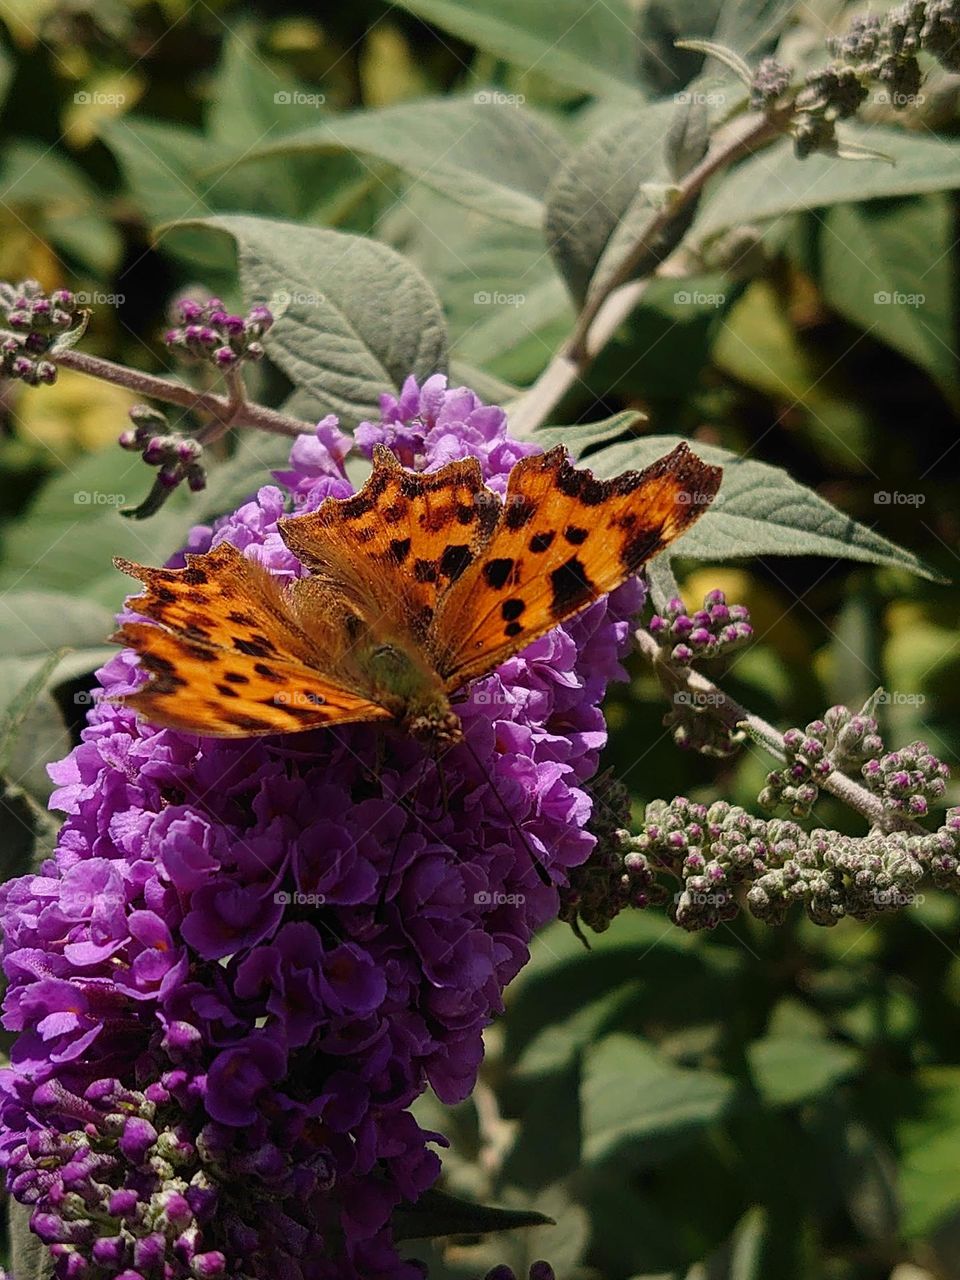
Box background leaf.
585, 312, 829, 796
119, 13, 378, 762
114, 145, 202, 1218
178, 215, 448, 424
249, 98, 567, 229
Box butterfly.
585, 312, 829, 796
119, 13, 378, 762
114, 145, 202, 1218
112, 442, 721, 746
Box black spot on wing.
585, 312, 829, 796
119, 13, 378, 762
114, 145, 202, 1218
389, 538, 411, 564
504, 621, 523, 638
181, 567, 208, 586
501, 598, 525, 621
564, 525, 588, 546
215, 683, 241, 699
399, 473, 426, 499
482, 558, 515, 590
220, 712, 276, 733
253, 662, 284, 684
223, 672, 249, 684
622, 528, 666, 571
439, 544, 472, 581
383, 501, 408, 525
414, 558, 438, 584
228, 610, 256, 627
505, 496, 536, 530
456, 504, 475, 525
529, 531, 554, 553
234, 635, 277, 659
549, 556, 595, 617
141, 652, 176, 676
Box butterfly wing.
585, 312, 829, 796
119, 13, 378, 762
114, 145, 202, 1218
112, 542, 390, 737
429, 443, 722, 688
277, 445, 499, 642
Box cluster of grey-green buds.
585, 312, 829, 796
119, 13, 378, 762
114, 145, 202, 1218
759, 704, 886, 818
578, 692, 957, 934
118, 404, 206, 520
559, 772, 667, 940
861, 740, 949, 817
648, 590, 753, 758
750, 1, 960, 157
0, 279, 82, 386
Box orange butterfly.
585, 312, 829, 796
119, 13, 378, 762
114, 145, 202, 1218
112, 443, 721, 746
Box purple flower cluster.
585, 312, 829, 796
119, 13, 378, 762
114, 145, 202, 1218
0, 375, 642, 1279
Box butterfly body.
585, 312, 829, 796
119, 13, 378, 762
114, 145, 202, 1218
353, 638, 462, 745
113, 442, 722, 742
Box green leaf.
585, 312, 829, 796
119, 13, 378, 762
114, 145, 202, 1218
713, 278, 875, 469
1, 777, 62, 880
820, 195, 958, 406
208, 24, 328, 149
245, 99, 567, 229
586, 435, 944, 581
10, 1200, 55, 1280
390, 0, 643, 100
544, 101, 678, 304
0, 647, 67, 772
674, 38, 753, 86
0, 433, 295, 607
533, 410, 645, 453
97, 118, 238, 271
380, 187, 569, 384
0, 142, 122, 276
898, 1067, 960, 1237
174, 215, 448, 424
695, 126, 960, 243
581, 1034, 734, 1161
392, 1187, 553, 1241
747, 1033, 860, 1108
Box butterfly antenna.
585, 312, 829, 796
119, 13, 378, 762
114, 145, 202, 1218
462, 735, 552, 888
376, 748, 433, 916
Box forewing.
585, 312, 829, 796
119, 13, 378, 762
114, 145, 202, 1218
430, 443, 722, 688
277, 445, 499, 642
112, 542, 390, 737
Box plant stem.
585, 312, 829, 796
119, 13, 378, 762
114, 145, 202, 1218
510, 112, 781, 436
634, 628, 925, 835
52, 349, 312, 439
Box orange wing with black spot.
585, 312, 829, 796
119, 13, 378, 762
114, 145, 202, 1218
112, 542, 389, 737
277, 445, 499, 641
429, 443, 722, 688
